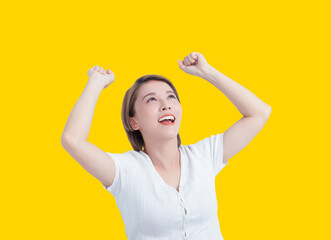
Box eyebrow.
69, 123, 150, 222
142, 90, 175, 101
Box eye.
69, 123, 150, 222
169, 94, 176, 99
147, 95, 176, 103
147, 97, 156, 103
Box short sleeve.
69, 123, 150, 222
102, 152, 127, 197
189, 133, 228, 177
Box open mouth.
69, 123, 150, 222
159, 117, 176, 124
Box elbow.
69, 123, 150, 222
61, 133, 86, 150
61, 133, 75, 149
263, 105, 272, 120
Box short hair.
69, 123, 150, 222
121, 74, 181, 151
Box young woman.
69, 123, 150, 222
61, 52, 271, 240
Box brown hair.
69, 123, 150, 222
121, 74, 182, 152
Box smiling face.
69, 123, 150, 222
130, 80, 182, 142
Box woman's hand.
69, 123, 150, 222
87, 65, 115, 89
177, 52, 213, 77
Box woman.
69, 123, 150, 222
61, 52, 271, 240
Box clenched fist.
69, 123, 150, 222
87, 65, 115, 89
177, 52, 213, 77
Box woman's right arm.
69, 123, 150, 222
61, 66, 116, 188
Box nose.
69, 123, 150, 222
162, 105, 171, 111
161, 101, 171, 111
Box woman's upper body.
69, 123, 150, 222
63, 52, 270, 240
102, 132, 228, 240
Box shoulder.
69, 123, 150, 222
105, 150, 147, 169
102, 150, 148, 195
181, 133, 223, 155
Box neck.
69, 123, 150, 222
143, 138, 180, 170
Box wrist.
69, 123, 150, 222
201, 66, 218, 81
85, 80, 104, 93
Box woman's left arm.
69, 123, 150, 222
201, 66, 271, 118
178, 52, 272, 164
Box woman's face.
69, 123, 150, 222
130, 80, 182, 141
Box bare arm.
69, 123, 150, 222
201, 66, 271, 118
178, 52, 271, 165
201, 64, 271, 164
61, 81, 103, 142
61, 66, 116, 187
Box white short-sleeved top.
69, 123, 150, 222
102, 133, 228, 240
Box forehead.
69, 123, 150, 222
138, 80, 172, 95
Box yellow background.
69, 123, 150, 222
1, 0, 330, 239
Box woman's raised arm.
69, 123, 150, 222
61, 66, 116, 188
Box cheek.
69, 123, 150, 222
174, 103, 182, 113
177, 107, 183, 121
140, 106, 158, 120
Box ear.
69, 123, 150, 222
129, 117, 139, 130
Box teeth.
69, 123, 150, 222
158, 115, 175, 122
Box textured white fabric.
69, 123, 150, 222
102, 133, 228, 240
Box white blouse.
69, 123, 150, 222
102, 133, 228, 240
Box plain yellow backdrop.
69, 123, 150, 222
1, 0, 330, 239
